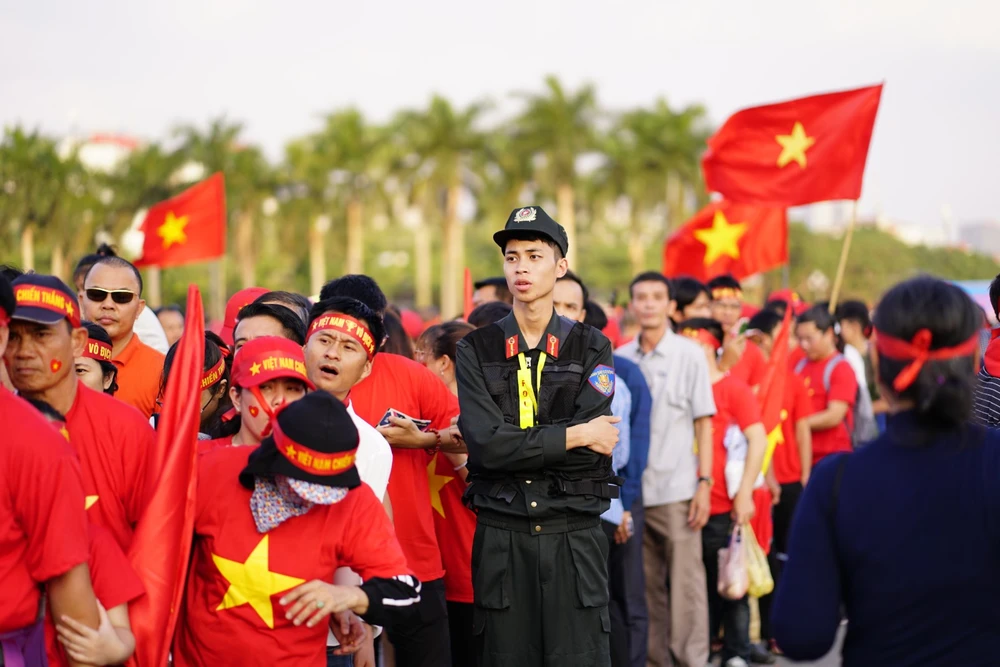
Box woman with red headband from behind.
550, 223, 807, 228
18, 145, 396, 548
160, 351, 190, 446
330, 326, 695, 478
773, 275, 1000, 665
200, 336, 314, 453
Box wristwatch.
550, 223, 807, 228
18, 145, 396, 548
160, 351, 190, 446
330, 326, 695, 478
697, 476, 714, 487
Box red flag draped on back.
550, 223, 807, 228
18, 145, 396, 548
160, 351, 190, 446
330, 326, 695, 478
702, 84, 882, 206
760, 303, 793, 474
127, 285, 205, 666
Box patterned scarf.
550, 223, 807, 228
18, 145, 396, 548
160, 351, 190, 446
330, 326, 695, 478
249, 476, 349, 533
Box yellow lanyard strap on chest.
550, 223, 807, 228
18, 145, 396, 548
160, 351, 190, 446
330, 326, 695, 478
516, 352, 547, 429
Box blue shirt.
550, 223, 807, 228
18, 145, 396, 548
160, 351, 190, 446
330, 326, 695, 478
601, 380, 631, 526
772, 412, 1000, 666
612, 355, 652, 512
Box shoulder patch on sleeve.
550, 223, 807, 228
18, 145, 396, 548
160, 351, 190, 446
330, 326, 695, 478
589, 364, 615, 397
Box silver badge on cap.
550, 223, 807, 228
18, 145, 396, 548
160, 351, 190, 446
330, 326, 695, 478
513, 207, 537, 223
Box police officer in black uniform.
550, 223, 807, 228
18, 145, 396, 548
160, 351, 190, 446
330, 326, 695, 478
456, 206, 622, 667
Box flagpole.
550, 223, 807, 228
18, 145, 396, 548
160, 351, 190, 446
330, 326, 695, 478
146, 267, 163, 309
828, 200, 858, 314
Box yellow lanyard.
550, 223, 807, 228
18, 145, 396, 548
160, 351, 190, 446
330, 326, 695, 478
516, 352, 547, 429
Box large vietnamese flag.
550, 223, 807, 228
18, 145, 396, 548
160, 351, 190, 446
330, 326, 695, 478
134, 173, 226, 268
663, 200, 787, 281
127, 285, 204, 667
702, 84, 882, 206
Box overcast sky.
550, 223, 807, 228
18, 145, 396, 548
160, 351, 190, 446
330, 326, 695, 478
3, 0, 997, 229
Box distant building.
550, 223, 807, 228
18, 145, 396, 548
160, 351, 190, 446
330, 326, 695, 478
958, 221, 1000, 257
57, 133, 139, 173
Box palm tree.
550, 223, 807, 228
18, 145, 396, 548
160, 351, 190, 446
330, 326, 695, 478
393, 96, 490, 317
620, 99, 711, 231
514, 76, 598, 267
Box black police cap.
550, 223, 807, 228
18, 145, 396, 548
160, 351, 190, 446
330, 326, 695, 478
492, 206, 569, 257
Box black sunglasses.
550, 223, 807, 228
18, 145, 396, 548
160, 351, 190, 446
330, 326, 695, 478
85, 288, 136, 305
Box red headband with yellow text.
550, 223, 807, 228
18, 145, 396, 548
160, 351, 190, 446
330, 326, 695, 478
681, 327, 722, 350
874, 327, 980, 391
14, 285, 81, 327
273, 418, 358, 476
201, 357, 227, 390
308, 313, 377, 359
711, 287, 743, 302
84, 338, 113, 362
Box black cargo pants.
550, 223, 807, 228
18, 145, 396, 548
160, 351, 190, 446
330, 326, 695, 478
471, 512, 612, 667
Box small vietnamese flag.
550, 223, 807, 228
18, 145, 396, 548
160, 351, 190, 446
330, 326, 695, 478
134, 173, 226, 268
663, 200, 787, 281
702, 84, 882, 206
759, 302, 793, 474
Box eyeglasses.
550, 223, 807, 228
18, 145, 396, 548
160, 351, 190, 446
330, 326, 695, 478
85, 288, 136, 305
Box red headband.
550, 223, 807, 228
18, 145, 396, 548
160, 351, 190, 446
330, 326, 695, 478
308, 313, 377, 359
711, 287, 743, 301
201, 357, 226, 390
14, 285, 81, 327
681, 328, 722, 350
84, 338, 113, 362
874, 328, 980, 392
273, 418, 358, 476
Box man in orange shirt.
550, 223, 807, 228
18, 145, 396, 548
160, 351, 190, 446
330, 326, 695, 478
80, 256, 164, 418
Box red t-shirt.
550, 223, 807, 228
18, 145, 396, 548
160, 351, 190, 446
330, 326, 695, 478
65, 383, 156, 552
198, 435, 235, 455
797, 354, 858, 462
709, 375, 762, 516
349, 353, 453, 582
730, 341, 768, 388
770, 370, 816, 485
46, 524, 145, 667
0, 389, 90, 633
430, 394, 476, 604
174, 447, 412, 667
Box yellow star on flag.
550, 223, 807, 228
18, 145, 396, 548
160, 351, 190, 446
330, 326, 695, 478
212, 535, 305, 629
693, 211, 748, 266
158, 211, 190, 249
427, 458, 454, 519
250, 362, 262, 376
775, 122, 816, 169
84, 495, 99, 510
762, 409, 788, 474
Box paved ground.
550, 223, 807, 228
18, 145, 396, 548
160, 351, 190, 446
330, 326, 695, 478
710, 625, 845, 666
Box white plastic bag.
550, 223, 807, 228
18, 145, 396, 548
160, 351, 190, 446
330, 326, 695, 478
717, 523, 749, 600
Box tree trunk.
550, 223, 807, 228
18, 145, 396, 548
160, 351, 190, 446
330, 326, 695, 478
20, 224, 34, 272
440, 185, 462, 319
556, 183, 575, 267
146, 267, 163, 309
209, 260, 226, 322
236, 211, 256, 288
309, 217, 328, 298
346, 198, 364, 275
665, 171, 684, 231
627, 213, 645, 277
413, 209, 432, 310
51, 243, 66, 282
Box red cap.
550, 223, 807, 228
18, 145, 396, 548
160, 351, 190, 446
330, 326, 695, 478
399, 309, 424, 340
220, 287, 269, 346
230, 336, 315, 390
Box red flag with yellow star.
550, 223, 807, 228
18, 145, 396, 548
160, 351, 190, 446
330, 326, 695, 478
134, 173, 226, 268
702, 84, 882, 205
663, 200, 787, 281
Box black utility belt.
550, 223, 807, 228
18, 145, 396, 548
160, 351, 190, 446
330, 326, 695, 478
476, 509, 601, 534
466, 478, 620, 504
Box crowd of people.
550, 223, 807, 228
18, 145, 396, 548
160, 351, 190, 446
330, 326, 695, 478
2, 206, 1000, 667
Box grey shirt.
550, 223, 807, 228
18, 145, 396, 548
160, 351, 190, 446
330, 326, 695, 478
617, 328, 716, 507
